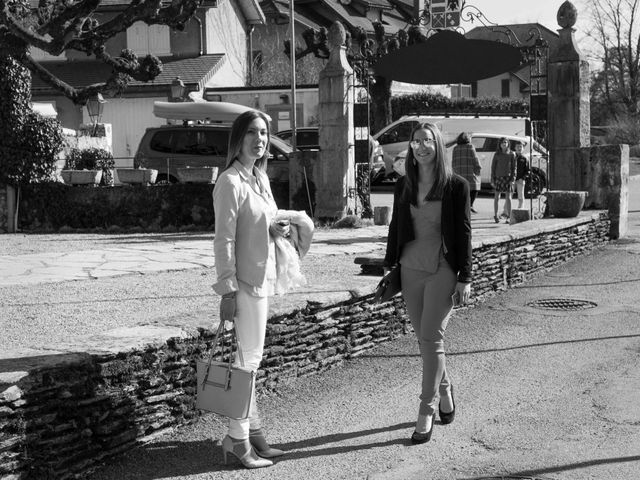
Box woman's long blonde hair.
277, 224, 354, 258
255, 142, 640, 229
224, 110, 271, 172
402, 122, 452, 204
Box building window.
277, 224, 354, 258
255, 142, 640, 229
471, 81, 477, 98
501, 79, 510, 98
450, 84, 471, 99
127, 22, 171, 56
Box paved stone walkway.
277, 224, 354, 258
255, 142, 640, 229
0, 214, 602, 286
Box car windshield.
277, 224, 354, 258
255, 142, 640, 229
270, 135, 295, 154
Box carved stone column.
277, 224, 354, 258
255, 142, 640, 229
316, 21, 356, 219
547, 0, 591, 190
547, 1, 628, 238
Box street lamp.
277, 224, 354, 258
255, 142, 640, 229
86, 92, 106, 136
170, 76, 186, 102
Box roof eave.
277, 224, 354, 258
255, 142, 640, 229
239, 0, 266, 25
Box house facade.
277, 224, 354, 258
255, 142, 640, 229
454, 23, 560, 102
31, 0, 265, 164
201, 0, 418, 133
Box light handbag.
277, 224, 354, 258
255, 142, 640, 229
196, 320, 256, 420
373, 264, 402, 303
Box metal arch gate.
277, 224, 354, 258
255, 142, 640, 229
522, 35, 550, 219
351, 60, 374, 219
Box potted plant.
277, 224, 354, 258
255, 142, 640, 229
177, 166, 219, 183
61, 147, 114, 186
116, 157, 158, 185
545, 191, 588, 218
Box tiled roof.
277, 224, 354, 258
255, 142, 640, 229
261, 0, 412, 36
31, 54, 225, 94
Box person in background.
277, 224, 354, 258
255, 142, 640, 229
212, 110, 288, 469
513, 140, 530, 209
451, 132, 481, 214
384, 122, 472, 445
490, 137, 516, 223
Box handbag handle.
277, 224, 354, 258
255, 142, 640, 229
202, 319, 245, 391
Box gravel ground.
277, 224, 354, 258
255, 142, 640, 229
0, 231, 215, 256
0, 249, 373, 352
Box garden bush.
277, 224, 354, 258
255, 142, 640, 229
390, 92, 529, 121
65, 147, 115, 185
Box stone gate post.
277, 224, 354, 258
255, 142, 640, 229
316, 21, 356, 219
548, 0, 591, 190
547, 1, 628, 238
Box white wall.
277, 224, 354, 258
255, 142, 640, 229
85, 97, 166, 166
204, 2, 247, 86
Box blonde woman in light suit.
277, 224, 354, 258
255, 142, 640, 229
212, 110, 289, 469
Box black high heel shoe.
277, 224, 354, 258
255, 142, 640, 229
411, 415, 434, 444
439, 387, 456, 425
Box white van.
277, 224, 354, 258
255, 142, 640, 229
391, 132, 548, 197
373, 115, 527, 177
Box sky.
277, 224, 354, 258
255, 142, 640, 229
458, 0, 589, 32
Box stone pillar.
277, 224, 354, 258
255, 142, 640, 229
316, 22, 356, 219
577, 144, 629, 238
547, 1, 590, 190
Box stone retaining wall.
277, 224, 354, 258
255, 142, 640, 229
0, 213, 611, 479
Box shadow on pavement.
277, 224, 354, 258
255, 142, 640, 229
92, 422, 416, 478
273, 421, 415, 452
358, 334, 640, 359
458, 454, 640, 479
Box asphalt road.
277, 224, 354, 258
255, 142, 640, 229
86, 183, 640, 480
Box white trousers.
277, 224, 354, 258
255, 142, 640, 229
227, 287, 268, 439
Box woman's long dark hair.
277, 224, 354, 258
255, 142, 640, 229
402, 122, 452, 204
496, 137, 511, 153
224, 110, 271, 172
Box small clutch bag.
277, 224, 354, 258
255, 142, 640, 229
373, 265, 402, 303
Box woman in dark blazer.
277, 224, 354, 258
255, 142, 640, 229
384, 122, 472, 444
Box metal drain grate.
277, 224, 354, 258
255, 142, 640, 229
526, 298, 597, 311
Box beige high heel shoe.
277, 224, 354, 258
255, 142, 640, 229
249, 428, 285, 458
221, 435, 273, 469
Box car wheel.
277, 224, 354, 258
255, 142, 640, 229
526, 167, 547, 198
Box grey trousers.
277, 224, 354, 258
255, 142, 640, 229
401, 258, 457, 416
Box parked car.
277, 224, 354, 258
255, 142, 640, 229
134, 102, 297, 184
274, 127, 387, 185
391, 133, 548, 198
373, 115, 528, 180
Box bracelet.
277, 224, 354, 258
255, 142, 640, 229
222, 292, 236, 299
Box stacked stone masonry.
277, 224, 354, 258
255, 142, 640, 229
0, 213, 610, 479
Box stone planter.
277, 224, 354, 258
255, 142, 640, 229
546, 190, 588, 218
177, 167, 218, 184
60, 170, 103, 186
116, 168, 158, 185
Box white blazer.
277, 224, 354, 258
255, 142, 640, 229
212, 162, 277, 295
